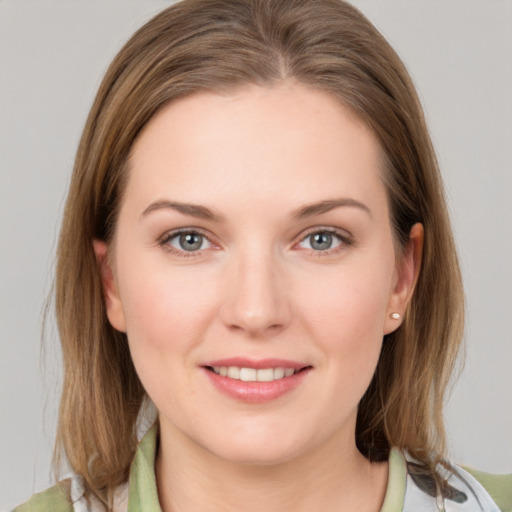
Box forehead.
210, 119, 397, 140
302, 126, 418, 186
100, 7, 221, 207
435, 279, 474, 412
124, 83, 387, 217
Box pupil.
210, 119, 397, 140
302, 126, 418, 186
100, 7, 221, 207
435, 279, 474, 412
311, 232, 332, 250
180, 233, 202, 251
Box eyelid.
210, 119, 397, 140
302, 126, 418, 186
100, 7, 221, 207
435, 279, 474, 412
157, 225, 353, 256
298, 225, 353, 241
294, 226, 354, 253
158, 227, 219, 256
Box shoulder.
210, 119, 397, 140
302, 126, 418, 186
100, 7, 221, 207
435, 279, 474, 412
10, 475, 120, 512
12, 427, 150, 512
462, 466, 512, 512
11, 479, 74, 512
401, 450, 511, 512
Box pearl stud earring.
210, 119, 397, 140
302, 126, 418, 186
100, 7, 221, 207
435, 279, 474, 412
390, 312, 401, 320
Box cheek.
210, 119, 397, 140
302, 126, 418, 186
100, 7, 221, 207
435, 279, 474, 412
123, 270, 218, 338
295, 257, 393, 380
118, 266, 222, 417
299, 264, 392, 338
115, 257, 221, 377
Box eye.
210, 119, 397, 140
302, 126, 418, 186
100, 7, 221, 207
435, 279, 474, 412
163, 230, 212, 253
298, 230, 348, 252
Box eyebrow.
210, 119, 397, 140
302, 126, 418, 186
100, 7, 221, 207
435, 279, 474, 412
141, 200, 224, 222
141, 197, 371, 222
292, 198, 372, 219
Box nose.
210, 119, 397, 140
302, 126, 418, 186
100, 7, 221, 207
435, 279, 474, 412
220, 250, 292, 337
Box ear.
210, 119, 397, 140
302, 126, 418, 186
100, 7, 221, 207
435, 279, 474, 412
383, 223, 424, 334
93, 240, 127, 333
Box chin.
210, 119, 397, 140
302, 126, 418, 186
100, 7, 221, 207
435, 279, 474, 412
198, 428, 310, 467
212, 445, 300, 466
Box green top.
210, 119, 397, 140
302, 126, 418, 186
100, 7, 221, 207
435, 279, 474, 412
13, 426, 512, 511
463, 467, 512, 512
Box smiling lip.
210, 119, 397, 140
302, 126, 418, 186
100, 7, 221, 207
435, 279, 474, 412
201, 358, 312, 403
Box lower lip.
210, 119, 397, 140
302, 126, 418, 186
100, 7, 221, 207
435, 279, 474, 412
202, 367, 311, 403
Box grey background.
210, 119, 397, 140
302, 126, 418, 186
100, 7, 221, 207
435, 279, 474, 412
1, 1, 511, 510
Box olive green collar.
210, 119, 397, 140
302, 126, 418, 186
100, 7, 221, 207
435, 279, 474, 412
127, 426, 406, 512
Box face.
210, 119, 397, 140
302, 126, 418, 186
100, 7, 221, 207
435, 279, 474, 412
96, 83, 420, 465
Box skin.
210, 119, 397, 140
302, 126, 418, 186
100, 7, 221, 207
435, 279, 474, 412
95, 83, 423, 511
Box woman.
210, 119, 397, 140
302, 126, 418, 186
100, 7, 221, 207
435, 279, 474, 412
13, 0, 511, 511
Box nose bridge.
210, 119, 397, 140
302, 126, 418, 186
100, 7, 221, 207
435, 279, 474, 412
221, 243, 290, 336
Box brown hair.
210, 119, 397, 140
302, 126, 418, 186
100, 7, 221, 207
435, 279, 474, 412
53, 0, 464, 505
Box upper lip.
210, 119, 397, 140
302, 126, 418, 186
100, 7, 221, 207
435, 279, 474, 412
202, 357, 310, 370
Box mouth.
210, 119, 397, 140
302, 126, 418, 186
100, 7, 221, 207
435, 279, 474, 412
201, 359, 312, 403
205, 365, 308, 382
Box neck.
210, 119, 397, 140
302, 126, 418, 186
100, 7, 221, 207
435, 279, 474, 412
155, 420, 388, 512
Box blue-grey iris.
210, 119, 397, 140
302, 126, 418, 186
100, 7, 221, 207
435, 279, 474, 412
310, 232, 333, 250
179, 233, 203, 251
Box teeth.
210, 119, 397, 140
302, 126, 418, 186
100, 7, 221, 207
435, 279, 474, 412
256, 368, 274, 382
227, 366, 240, 379
240, 368, 257, 381
211, 366, 299, 382
273, 367, 285, 379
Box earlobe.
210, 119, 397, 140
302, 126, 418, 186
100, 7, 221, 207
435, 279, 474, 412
384, 223, 424, 334
93, 239, 127, 333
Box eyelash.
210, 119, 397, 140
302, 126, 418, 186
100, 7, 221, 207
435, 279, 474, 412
295, 227, 354, 256
158, 228, 215, 258
158, 227, 353, 258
